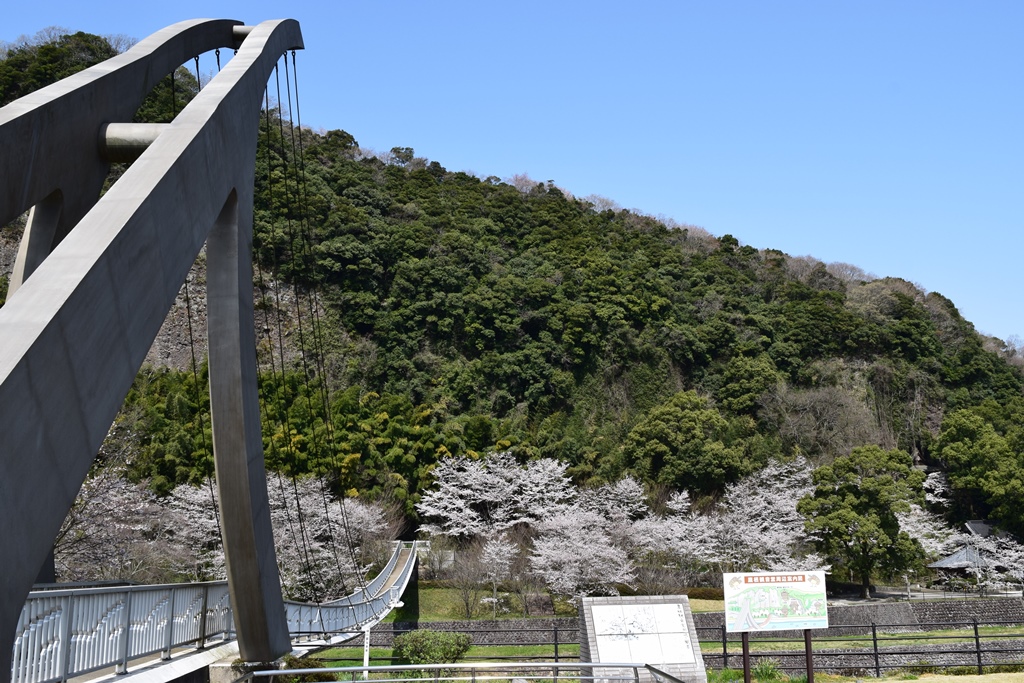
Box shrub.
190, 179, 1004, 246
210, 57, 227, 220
231, 656, 335, 683
392, 630, 471, 665
988, 665, 1024, 674
940, 667, 978, 677
276, 655, 336, 683
685, 587, 725, 600
707, 668, 743, 683
751, 657, 782, 682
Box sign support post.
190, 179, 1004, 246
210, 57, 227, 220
741, 632, 751, 683
804, 629, 815, 683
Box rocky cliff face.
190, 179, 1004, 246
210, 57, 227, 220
1, 227, 303, 373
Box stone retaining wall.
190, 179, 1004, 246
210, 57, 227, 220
911, 599, 1024, 627
704, 640, 1024, 676
369, 618, 579, 647
365, 598, 1024, 672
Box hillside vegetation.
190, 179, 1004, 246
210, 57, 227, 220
4, 30, 1024, 542
237, 119, 1024, 535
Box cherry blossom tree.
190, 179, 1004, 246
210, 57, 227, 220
416, 452, 575, 537
715, 457, 823, 572
626, 460, 825, 590
629, 493, 717, 589
164, 481, 225, 580
448, 539, 486, 619
529, 508, 634, 599
897, 503, 952, 558
56, 467, 189, 583
481, 533, 517, 618
56, 467, 398, 602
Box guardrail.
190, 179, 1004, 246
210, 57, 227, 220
331, 617, 1024, 677
345, 624, 581, 663
286, 542, 418, 640
11, 541, 419, 682
12, 581, 232, 683
322, 542, 409, 608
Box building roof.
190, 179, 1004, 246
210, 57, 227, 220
927, 545, 993, 570
964, 520, 994, 537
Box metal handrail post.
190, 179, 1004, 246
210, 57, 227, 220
163, 589, 175, 660
58, 595, 75, 683
871, 622, 880, 678
116, 590, 134, 675
199, 585, 209, 649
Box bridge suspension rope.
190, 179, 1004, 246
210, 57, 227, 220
257, 72, 329, 604
255, 51, 380, 607
280, 48, 371, 599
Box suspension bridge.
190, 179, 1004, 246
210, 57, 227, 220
0, 18, 417, 683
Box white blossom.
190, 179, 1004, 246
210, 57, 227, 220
530, 507, 634, 599
57, 469, 397, 602
416, 452, 575, 537
897, 503, 951, 557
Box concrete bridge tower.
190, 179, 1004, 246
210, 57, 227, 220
0, 19, 303, 677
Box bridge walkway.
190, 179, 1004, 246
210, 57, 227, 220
11, 542, 418, 683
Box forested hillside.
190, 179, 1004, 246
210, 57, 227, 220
237, 119, 1024, 529
4, 29, 1024, 546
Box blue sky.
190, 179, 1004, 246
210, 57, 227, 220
6, 1, 1023, 342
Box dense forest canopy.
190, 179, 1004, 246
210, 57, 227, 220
4, 29, 1024, 552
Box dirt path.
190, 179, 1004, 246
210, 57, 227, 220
917, 674, 1024, 683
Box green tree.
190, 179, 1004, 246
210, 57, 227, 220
798, 446, 925, 597
716, 353, 781, 416
1, 30, 117, 105
935, 408, 1024, 535
619, 390, 752, 495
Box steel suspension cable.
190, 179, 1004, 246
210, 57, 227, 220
280, 51, 368, 595
254, 94, 303, 569
291, 51, 371, 596
264, 62, 330, 601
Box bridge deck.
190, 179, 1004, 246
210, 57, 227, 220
12, 542, 418, 683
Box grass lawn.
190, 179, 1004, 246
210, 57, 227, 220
915, 674, 1024, 683
690, 598, 725, 612
386, 584, 724, 622
387, 586, 577, 622
313, 643, 580, 666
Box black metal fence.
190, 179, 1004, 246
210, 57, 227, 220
324, 619, 1024, 677
326, 626, 580, 664
700, 619, 1024, 676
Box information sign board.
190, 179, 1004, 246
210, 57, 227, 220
579, 595, 707, 683
723, 571, 828, 633
591, 602, 696, 664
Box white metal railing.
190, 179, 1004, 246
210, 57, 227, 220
11, 542, 419, 682
285, 541, 418, 639
12, 581, 232, 683
239, 662, 688, 683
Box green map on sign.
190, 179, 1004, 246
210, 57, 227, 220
723, 572, 829, 633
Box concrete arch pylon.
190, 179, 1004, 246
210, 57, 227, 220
0, 19, 303, 675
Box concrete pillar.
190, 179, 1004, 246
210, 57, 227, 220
208, 192, 291, 659
0, 18, 303, 679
